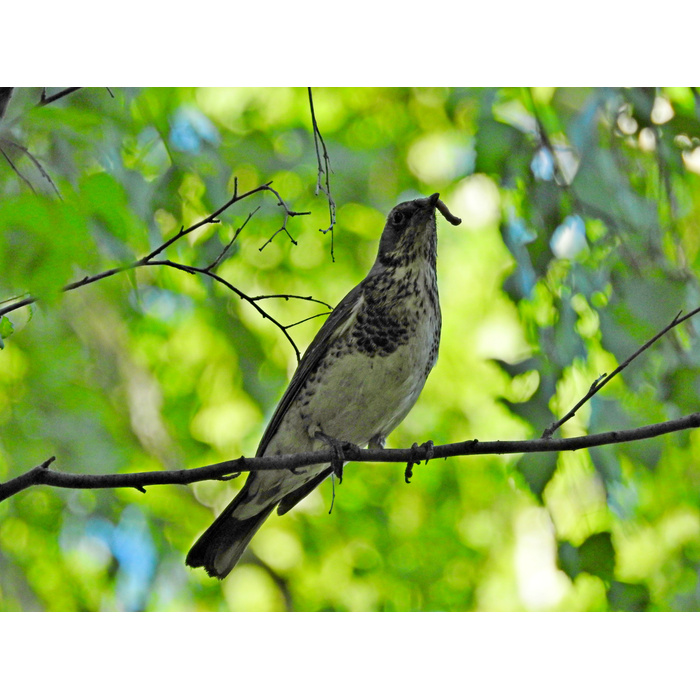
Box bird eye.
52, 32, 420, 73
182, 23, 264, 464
391, 211, 405, 226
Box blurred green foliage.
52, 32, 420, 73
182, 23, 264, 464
2, 87, 700, 611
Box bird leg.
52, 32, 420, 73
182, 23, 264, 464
368, 433, 386, 450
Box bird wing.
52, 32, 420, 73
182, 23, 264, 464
255, 278, 367, 457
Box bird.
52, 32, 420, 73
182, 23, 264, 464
186, 192, 461, 578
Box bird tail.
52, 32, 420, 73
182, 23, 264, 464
186, 485, 277, 579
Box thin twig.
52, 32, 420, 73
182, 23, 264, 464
3, 413, 700, 503
0, 137, 62, 198
542, 305, 700, 438
0, 146, 35, 193
308, 87, 337, 260
257, 186, 310, 251
204, 206, 259, 271
283, 311, 332, 330
147, 260, 308, 362
38, 88, 82, 107
250, 294, 332, 309
0, 182, 318, 357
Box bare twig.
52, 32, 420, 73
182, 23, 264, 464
542, 305, 700, 438
250, 294, 332, 309
283, 311, 332, 331
38, 88, 82, 107
147, 259, 312, 361
0, 145, 36, 193
0, 181, 324, 356
0, 137, 62, 198
308, 87, 337, 260
257, 187, 310, 251
3, 413, 700, 503
204, 206, 259, 271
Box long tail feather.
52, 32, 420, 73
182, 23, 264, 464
186, 487, 276, 579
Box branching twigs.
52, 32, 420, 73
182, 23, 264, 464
3, 88, 112, 194
0, 181, 326, 357
147, 260, 319, 362
542, 305, 700, 438
38, 88, 82, 107
308, 87, 337, 260
0, 88, 82, 197
3, 413, 700, 503
258, 187, 310, 251
207, 207, 259, 270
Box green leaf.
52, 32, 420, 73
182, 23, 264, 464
557, 540, 580, 581
607, 580, 651, 611
0, 316, 13, 339
517, 451, 558, 500
557, 532, 616, 583
578, 532, 616, 582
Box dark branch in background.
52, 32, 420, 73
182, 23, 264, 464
0, 137, 62, 198
0, 145, 35, 193
308, 87, 337, 260
529, 95, 576, 190
38, 87, 82, 107
3, 414, 700, 503
0, 180, 328, 360
2, 89, 117, 197
542, 305, 700, 438
0, 86, 84, 196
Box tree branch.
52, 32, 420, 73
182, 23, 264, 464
257, 185, 310, 251
541, 305, 700, 438
0, 180, 327, 356
3, 413, 699, 504
38, 88, 82, 107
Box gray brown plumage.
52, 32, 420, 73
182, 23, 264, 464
186, 193, 460, 578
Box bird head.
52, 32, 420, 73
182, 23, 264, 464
376, 193, 460, 268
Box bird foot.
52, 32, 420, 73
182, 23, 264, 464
314, 431, 356, 483
405, 440, 434, 484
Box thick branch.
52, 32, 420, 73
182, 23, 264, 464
3, 413, 699, 503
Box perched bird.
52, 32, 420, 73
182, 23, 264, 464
187, 193, 461, 578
